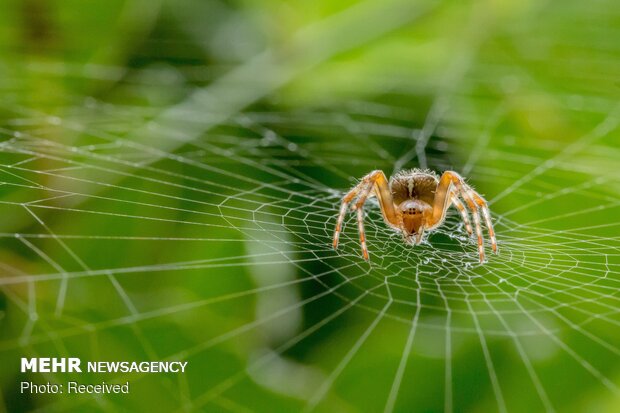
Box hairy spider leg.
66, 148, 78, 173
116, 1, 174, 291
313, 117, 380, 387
333, 170, 400, 260
350, 171, 400, 226
357, 208, 369, 260
346, 179, 375, 260
470, 192, 498, 253
428, 171, 487, 263
333, 189, 358, 249
333, 204, 346, 248
460, 183, 498, 257
350, 180, 375, 211
450, 193, 473, 235
463, 186, 486, 263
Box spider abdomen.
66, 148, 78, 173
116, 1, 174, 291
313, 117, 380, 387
390, 169, 438, 205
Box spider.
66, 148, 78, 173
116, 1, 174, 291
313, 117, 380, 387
332, 169, 497, 263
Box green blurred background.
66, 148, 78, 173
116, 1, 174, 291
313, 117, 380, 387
0, 0, 619, 412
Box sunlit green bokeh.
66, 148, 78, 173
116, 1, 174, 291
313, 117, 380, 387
0, 0, 619, 412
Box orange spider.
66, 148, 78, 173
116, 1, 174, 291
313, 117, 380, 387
332, 169, 498, 263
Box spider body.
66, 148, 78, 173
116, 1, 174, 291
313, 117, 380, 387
332, 169, 497, 263
389, 169, 437, 242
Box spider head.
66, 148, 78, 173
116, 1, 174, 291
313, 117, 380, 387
399, 200, 431, 245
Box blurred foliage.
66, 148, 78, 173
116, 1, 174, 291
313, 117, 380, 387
0, 0, 619, 412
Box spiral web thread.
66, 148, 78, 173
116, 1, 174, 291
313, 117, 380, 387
0, 1, 619, 412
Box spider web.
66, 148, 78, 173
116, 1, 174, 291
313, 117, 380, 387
1, 1, 620, 412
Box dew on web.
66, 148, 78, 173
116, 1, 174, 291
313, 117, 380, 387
0, 1, 619, 412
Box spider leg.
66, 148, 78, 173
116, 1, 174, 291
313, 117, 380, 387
357, 208, 369, 260
450, 192, 473, 235
334, 180, 372, 260
428, 171, 491, 263
333, 170, 400, 260
350, 180, 375, 211
332, 186, 359, 249
470, 191, 498, 254
350, 180, 374, 260
456, 184, 486, 263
